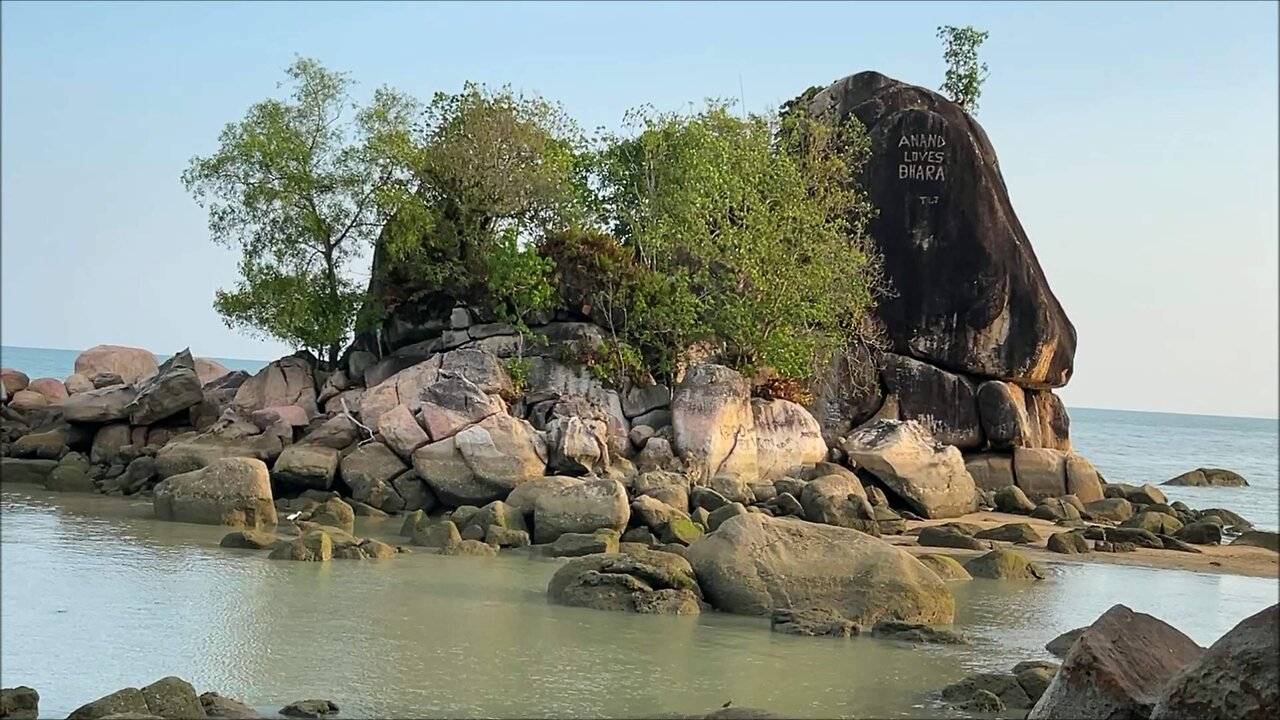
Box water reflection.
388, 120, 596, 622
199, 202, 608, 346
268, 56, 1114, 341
3, 489, 1276, 719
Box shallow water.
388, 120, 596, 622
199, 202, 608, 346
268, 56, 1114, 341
3, 490, 1277, 719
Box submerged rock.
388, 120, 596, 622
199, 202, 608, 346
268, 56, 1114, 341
279, 699, 339, 718
548, 548, 702, 614
684, 513, 955, 626
1162, 468, 1248, 487
770, 606, 858, 637
870, 619, 969, 645
942, 673, 1032, 710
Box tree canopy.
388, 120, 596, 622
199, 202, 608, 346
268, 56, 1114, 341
186, 57, 886, 392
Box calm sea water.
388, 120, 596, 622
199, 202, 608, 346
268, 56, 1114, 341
2, 345, 1276, 530
1, 489, 1276, 718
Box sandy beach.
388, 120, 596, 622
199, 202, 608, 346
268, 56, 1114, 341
894, 511, 1280, 579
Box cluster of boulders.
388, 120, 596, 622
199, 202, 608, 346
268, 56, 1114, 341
945, 602, 1278, 719
0, 676, 340, 719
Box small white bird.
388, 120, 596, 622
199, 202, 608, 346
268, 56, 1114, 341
286, 511, 302, 521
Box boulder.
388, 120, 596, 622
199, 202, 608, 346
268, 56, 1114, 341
635, 436, 682, 473
1013, 447, 1067, 502
1163, 467, 1248, 487
153, 457, 277, 529
842, 419, 977, 519
1121, 511, 1183, 535
1126, 483, 1168, 506
0, 458, 58, 485
918, 525, 988, 550
751, 398, 826, 481
547, 548, 702, 614
1031, 498, 1081, 522
622, 384, 671, 419
546, 529, 620, 557
27, 377, 69, 404
504, 475, 582, 525
440, 539, 499, 557
279, 699, 338, 718
799, 473, 876, 531
532, 478, 630, 543
62, 384, 137, 423
1028, 604, 1203, 719
707, 502, 749, 533
975, 522, 1039, 544
73, 344, 159, 385
1045, 626, 1087, 658
220, 529, 277, 549
249, 405, 310, 431
684, 513, 954, 626
965, 549, 1046, 580
1084, 497, 1134, 523
8, 390, 48, 410
0, 368, 29, 396
416, 372, 504, 441
943, 673, 1033, 710
126, 349, 204, 425
64, 373, 94, 394
1232, 531, 1279, 552
1173, 520, 1222, 546
916, 554, 972, 581
233, 356, 318, 416
66, 688, 150, 719
13, 430, 68, 460
268, 529, 334, 561
871, 619, 969, 645
272, 444, 340, 491
308, 497, 355, 533
412, 412, 547, 507
199, 691, 262, 718
976, 381, 1034, 448
633, 470, 690, 510
881, 354, 983, 449
630, 494, 689, 530
965, 453, 1015, 491
47, 454, 96, 493
671, 364, 758, 483
154, 428, 284, 479
545, 414, 609, 475
438, 347, 513, 396
1064, 454, 1104, 504
1047, 531, 1090, 554
339, 443, 408, 512
392, 473, 436, 513
193, 357, 232, 386
376, 404, 430, 459
1151, 603, 1277, 720
770, 606, 859, 638
410, 519, 462, 549
0, 686, 38, 720
994, 485, 1036, 514
804, 72, 1075, 388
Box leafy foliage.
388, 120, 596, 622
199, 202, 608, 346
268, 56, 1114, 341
589, 100, 882, 383
183, 57, 419, 364
937, 25, 991, 113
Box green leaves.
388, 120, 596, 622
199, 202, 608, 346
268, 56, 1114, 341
938, 25, 991, 113
184, 56, 415, 364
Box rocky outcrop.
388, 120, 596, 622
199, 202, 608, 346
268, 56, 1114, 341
153, 457, 277, 529
842, 419, 977, 518
1028, 604, 1204, 719
62, 384, 137, 423
233, 356, 318, 417
806, 71, 1075, 389
1151, 603, 1277, 720
684, 513, 954, 626
0, 686, 38, 720
66, 676, 202, 720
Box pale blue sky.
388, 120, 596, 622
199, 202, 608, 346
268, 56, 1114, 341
2, 1, 1276, 418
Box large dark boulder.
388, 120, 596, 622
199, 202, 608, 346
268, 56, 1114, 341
880, 353, 982, 449
806, 71, 1076, 390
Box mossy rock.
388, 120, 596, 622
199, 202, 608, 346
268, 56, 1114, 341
661, 516, 706, 545
964, 549, 1046, 580
917, 554, 972, 581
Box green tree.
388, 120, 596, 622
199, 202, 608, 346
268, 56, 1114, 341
182, 57, 420, 365
589, 100, 882, 383
937, 25, 991, 113
374, 83, 590, 308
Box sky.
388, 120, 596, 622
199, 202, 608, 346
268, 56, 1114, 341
1, 1, 1277, 418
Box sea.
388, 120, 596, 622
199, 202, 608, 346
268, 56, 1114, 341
3, 345, 1277, 531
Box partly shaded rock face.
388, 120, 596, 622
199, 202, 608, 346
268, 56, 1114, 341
153, 457, 277, 529
880, 354, 982, 450
842, 420, 977, 519
1151, 603, 1277, 720
806, 71, 1076, 389
684, 513, 954, 626
1029, 604, 1204, 720
672, 364, 758, 483
126, 349, 204, 426
751, 398, 826, 481
73, 344, 159, 386
233, 356, 318, 417
547, 548, 702, 615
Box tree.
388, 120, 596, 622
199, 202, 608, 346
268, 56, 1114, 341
182, 57, 419, 366
373, 83, 590, 309
937, 25, 990, 113
588, 100, 883, 384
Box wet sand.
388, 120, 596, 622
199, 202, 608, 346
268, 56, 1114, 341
893, 511, 1280, 579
